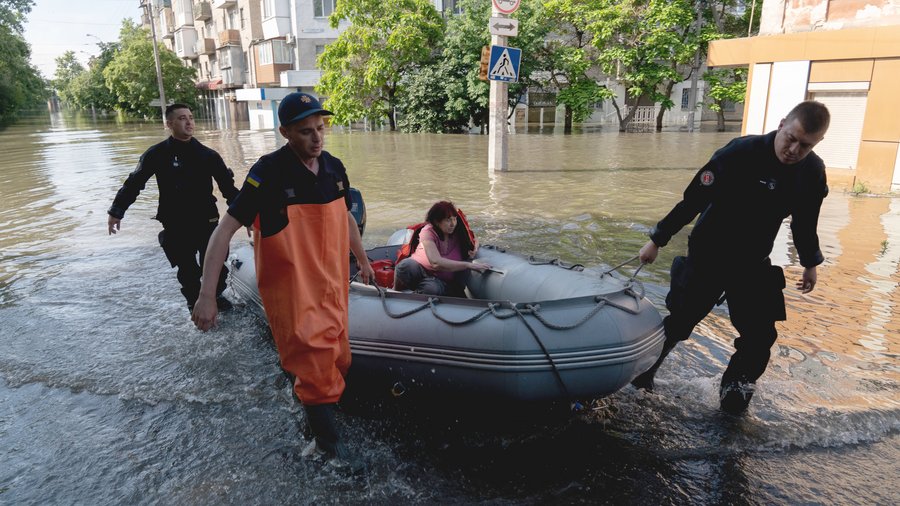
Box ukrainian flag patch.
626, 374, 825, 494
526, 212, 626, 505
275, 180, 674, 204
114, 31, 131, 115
246, 174, 261, 188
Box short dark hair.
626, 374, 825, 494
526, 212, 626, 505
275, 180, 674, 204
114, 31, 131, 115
785, 100, 830, 134
425, 201, 458, 239
165, 103, 192, 120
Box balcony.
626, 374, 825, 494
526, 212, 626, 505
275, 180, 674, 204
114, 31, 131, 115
212, 0, 236, 8
280, 70, 323, 88
193, 1, 211, 21
195, 37, 216, 55
217, 29, 241, 47
158, 7, 175, 39
174, 27, 198, 59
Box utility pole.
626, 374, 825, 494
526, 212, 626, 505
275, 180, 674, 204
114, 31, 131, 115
141, 0, 167, 127
488, 0, 521, 172
686, 0, 705, 133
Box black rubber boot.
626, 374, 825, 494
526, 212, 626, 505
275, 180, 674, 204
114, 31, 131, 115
630, 339, 677, 391
304, 404, 365, 474
719, 381, 755, 415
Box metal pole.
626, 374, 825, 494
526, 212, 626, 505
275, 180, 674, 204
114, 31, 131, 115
686, 0, 704, 133
142, 0, 167, 126
748, 0, 757, 37
488, 12, 508, 172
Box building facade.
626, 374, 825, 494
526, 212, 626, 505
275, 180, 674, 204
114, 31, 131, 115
708, 0, 900, 193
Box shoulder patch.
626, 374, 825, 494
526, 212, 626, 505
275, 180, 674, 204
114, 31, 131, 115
700, 170, 715, 186
246, 174, 261, 188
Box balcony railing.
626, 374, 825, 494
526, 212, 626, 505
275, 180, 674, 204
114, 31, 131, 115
193, 2, 211, 21
194, 37, 216, 55
217, 29, 241, 47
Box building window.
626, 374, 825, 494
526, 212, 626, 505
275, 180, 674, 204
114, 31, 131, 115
240, 8, 245, 29
262, 0, 276, 19
681, 89, 690, 110
175, 33, 183, 53
314, 0, 335, 18
315, 44, 326, 56
227, 8, 237, 29
258, 40, 291, 65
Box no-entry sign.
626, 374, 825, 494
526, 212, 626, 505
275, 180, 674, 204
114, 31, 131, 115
492, 0, 521, 15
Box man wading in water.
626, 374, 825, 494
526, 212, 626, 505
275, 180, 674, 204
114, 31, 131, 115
192, 93, 373, 470
631, 100, 831, 415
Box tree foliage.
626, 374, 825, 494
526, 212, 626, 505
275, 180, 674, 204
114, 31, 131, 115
102, 20, 198, 118
584, 0, 697, 131
317, 0, 444, 130
703, 0, 757, 131
0, 0, 48, 123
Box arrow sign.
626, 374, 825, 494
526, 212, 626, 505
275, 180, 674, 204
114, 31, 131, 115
489, 16, 519, 37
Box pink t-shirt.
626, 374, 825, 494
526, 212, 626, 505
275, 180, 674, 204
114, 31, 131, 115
410, 223, 464, 282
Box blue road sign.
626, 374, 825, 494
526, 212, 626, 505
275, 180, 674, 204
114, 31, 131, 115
488, 45, 521, 83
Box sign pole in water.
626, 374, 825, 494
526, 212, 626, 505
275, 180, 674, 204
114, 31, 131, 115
488, 0, 520, 172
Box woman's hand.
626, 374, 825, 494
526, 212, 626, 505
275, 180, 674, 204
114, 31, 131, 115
469, 260, 491, 272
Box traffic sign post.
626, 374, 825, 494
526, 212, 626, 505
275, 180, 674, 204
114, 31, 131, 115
488, 0, 521, 172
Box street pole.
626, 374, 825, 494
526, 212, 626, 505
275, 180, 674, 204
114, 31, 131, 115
488, 14, 508, 172
141, 0, 167, 127
686, 0, 704, 133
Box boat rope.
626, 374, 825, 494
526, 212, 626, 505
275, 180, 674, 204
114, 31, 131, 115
600, 255, 647, 304
510, 302, 574, 400
526, 255, 585, 271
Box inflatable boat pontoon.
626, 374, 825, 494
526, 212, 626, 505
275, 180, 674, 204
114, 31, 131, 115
228, 237, 664, 403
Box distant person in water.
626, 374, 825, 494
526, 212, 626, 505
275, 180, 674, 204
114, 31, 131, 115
107, 103, 239, 313
631, 100, 831, 415
393, 200, 490, 297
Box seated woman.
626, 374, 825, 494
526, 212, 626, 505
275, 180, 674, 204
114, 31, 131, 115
394, 201, 490, 296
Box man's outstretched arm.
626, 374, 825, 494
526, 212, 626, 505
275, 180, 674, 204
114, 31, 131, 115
192, 214, 243, 331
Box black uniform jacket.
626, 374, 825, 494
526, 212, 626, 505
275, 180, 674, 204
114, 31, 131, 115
649, 131, 828, 268
108, 137, 239, 226
227, 146, 352, 238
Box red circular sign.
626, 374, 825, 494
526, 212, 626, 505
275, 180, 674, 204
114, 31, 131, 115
492, 0, 521, 15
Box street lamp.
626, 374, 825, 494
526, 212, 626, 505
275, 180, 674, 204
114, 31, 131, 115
139, 0, 167, 126
86, 33, 104, 44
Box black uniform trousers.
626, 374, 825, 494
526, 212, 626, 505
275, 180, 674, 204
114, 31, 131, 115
663, 255, 787, 387
158, 221, 227, 308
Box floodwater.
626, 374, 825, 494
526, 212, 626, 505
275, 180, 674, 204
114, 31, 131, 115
0, 113, 897, 504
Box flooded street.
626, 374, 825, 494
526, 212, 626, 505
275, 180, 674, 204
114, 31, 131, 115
0, 113, 897, 504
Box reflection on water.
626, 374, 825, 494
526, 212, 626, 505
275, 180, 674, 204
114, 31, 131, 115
0, 112, 897, 504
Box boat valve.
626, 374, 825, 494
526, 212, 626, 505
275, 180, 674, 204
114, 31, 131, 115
391, 382, 407, 397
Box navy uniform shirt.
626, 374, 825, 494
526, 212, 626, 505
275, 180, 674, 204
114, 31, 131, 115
228, 146, 351, 238
109, 137, 239, 226
649, 131, 828, 268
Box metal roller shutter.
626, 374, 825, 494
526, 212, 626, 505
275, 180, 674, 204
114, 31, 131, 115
808, 92, 868, 170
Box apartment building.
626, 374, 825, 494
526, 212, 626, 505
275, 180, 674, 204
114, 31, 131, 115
708, 0, 900, 193
145, 0, 462, 130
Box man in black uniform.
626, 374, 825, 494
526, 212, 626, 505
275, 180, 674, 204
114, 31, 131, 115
107, 103, 240, 312
631, 100, 831, 415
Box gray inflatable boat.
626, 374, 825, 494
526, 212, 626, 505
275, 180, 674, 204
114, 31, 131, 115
228, 240, 664, 403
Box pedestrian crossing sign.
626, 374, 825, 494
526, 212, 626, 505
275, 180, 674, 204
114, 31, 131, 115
488, 45, 521, 83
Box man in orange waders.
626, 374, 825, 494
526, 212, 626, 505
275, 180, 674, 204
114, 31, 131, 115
191, 92, 374, 467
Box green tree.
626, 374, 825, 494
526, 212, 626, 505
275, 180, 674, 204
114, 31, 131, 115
103, 20, 197, 118
52, 51, 86, 105
586, 0, 697, 132
702, 0, 758, 131
540, 0, 615, 133
0, 0, 48, 123
317, 0, 444, 130
407, 0, 549, 134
